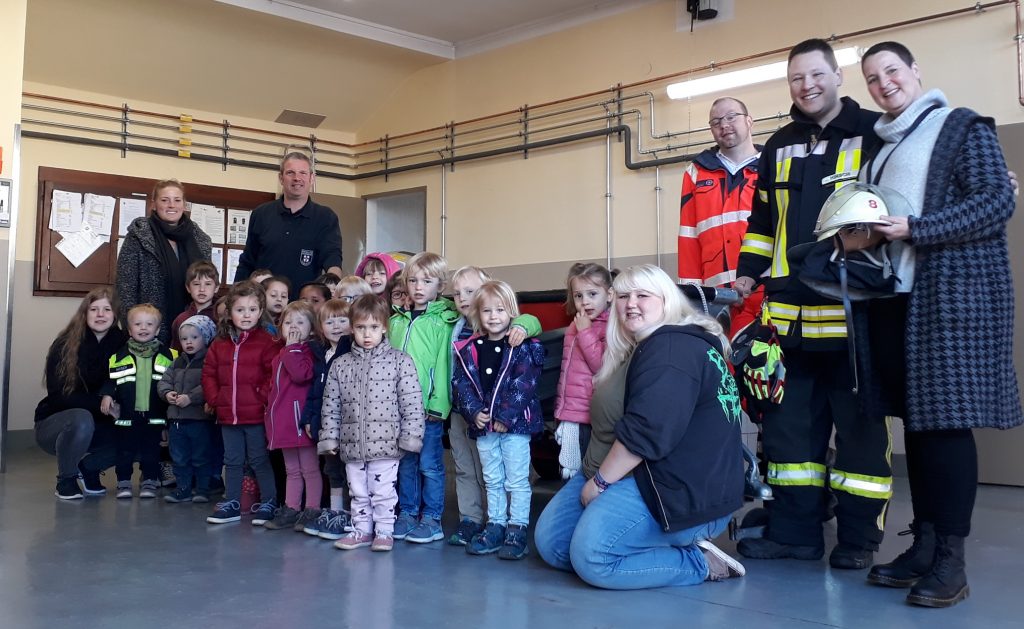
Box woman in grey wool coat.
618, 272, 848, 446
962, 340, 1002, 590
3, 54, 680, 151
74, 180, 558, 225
115, 179, 212, 344
858, 41, 1022, 609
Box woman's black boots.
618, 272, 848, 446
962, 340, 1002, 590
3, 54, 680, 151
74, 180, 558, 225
905, 534, 969, 608
867, 521, 935, 588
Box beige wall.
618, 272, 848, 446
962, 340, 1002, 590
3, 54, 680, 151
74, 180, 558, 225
0, 0, 26, 445
7, 83, 362, 431
356, 0, 1024, 274
0, 0, 26, 182
8, 0, 1023, 433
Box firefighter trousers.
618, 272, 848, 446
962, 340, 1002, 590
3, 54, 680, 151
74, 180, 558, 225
762, 347, 892, 550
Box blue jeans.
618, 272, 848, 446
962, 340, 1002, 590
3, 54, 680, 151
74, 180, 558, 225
476, 432, 532, 527
534, 474, 730, 590
168, 420, 212, 493
398, 419, 445, 520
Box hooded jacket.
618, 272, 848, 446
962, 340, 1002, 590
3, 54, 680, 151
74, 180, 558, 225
354, 253, 403, 283
613, 324, 744, 532
452, 335, 545, 438
388, 298, 460, 419
157, 345, 211, 421
201, 328, 281, 425
554, 309, 609, 424
318, 341, 425, 462
264, 341, 315, 450
299, 337, 352, 438
679, 147, 765, 336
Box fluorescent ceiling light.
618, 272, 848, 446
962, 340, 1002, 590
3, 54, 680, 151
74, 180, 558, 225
667, 46, 860, 100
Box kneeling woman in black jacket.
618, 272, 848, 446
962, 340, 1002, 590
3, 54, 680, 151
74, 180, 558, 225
35, 287, 126, 499
535, 264, 745, 589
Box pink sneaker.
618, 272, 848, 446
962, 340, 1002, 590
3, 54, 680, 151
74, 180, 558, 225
334, 530, 373, 550
371, 532, 394, 552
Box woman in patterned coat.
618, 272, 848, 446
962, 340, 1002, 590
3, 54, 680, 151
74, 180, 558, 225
859, 41, 1022, 608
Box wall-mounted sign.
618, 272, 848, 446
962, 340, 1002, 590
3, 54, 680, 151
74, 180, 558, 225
0, 179, 11, 227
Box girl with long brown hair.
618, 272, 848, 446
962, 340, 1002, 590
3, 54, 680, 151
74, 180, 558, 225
34, 287, 127, 499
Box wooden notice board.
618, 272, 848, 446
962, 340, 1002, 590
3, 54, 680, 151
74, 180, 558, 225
34, 167, 275, 297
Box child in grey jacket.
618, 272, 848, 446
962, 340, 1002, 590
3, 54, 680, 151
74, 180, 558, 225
319, 295, 425, 552
158, 315, 216, 504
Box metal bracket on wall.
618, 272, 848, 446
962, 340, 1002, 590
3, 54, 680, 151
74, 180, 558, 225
615, 83, 624, 143
448, 121, 455, 173
522, 104, 529, 159
121, 103, 129, 158
222, 119, 229, 171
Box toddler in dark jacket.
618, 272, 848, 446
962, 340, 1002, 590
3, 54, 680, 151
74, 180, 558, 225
452, 280, 545, 560
158, 315, 216, 504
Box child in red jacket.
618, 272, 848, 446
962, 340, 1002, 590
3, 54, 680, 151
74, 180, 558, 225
262, 301, 321, 532
201, 281, 281, 525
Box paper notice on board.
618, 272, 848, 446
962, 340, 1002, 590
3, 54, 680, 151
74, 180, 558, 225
83, 193, 116, 237
211, 246, 224, 282
226, 249, 243, 283
227, 209, 249, 245
50, 190, 83, 232
191, 204, 226, 244
118, 198, 147, 235
55, 223, 105, 267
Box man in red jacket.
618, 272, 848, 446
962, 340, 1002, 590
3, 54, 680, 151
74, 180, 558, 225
678, 96, 763, 334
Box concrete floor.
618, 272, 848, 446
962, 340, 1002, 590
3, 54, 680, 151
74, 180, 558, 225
2, 441, 1023, 629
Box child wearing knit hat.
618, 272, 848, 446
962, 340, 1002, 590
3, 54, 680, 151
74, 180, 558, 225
157, 315, 217, 503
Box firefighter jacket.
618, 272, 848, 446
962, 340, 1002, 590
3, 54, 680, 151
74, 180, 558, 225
678, 147, 759, 287
678, 147, 764, 335
103, 345, 176, 426
736, 97, 880, 349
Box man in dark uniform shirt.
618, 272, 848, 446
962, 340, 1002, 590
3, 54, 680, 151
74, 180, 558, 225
234, 152, 343, 288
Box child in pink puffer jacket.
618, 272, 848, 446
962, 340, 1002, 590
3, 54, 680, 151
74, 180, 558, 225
553, 263, 613, 479
262, 301, 321, 532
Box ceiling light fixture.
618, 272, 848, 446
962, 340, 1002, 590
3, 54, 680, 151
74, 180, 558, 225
667, 46, 860, 100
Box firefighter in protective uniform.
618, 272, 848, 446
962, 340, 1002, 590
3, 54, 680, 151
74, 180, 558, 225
733, 39, 893, 569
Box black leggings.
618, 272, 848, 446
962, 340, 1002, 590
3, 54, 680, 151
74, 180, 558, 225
904, 428, 977, 537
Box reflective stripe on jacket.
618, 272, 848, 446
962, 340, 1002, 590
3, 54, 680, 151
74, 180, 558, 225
736, 97, 881, 349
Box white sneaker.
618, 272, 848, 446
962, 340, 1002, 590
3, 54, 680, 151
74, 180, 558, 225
696, 539, 746, 581
116, 481, 133, 500
139, 479, 159, 499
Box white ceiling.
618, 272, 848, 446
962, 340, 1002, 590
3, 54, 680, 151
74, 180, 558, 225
215, 0, 658, 58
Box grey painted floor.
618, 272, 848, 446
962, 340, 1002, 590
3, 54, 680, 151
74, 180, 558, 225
2, 441, 1023, 629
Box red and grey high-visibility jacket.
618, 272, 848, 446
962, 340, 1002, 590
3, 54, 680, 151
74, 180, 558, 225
678, 147, 763, 335
736, 97, 880, 350
678, 148, 759, 287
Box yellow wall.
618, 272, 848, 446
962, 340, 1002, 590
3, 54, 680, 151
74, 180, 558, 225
8, 82, 360, 430
356, 0, 1024, 271
8, 0, 1022, 430
0, 0, 26, 182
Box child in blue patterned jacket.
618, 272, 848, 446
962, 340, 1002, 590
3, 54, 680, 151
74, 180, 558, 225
452, 280, 545, 560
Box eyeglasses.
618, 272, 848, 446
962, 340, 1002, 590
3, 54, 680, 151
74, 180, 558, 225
709, 112, 745, 128
339, 295, 358, 303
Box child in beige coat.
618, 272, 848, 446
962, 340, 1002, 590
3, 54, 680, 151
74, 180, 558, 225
319, 295, 425, 552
